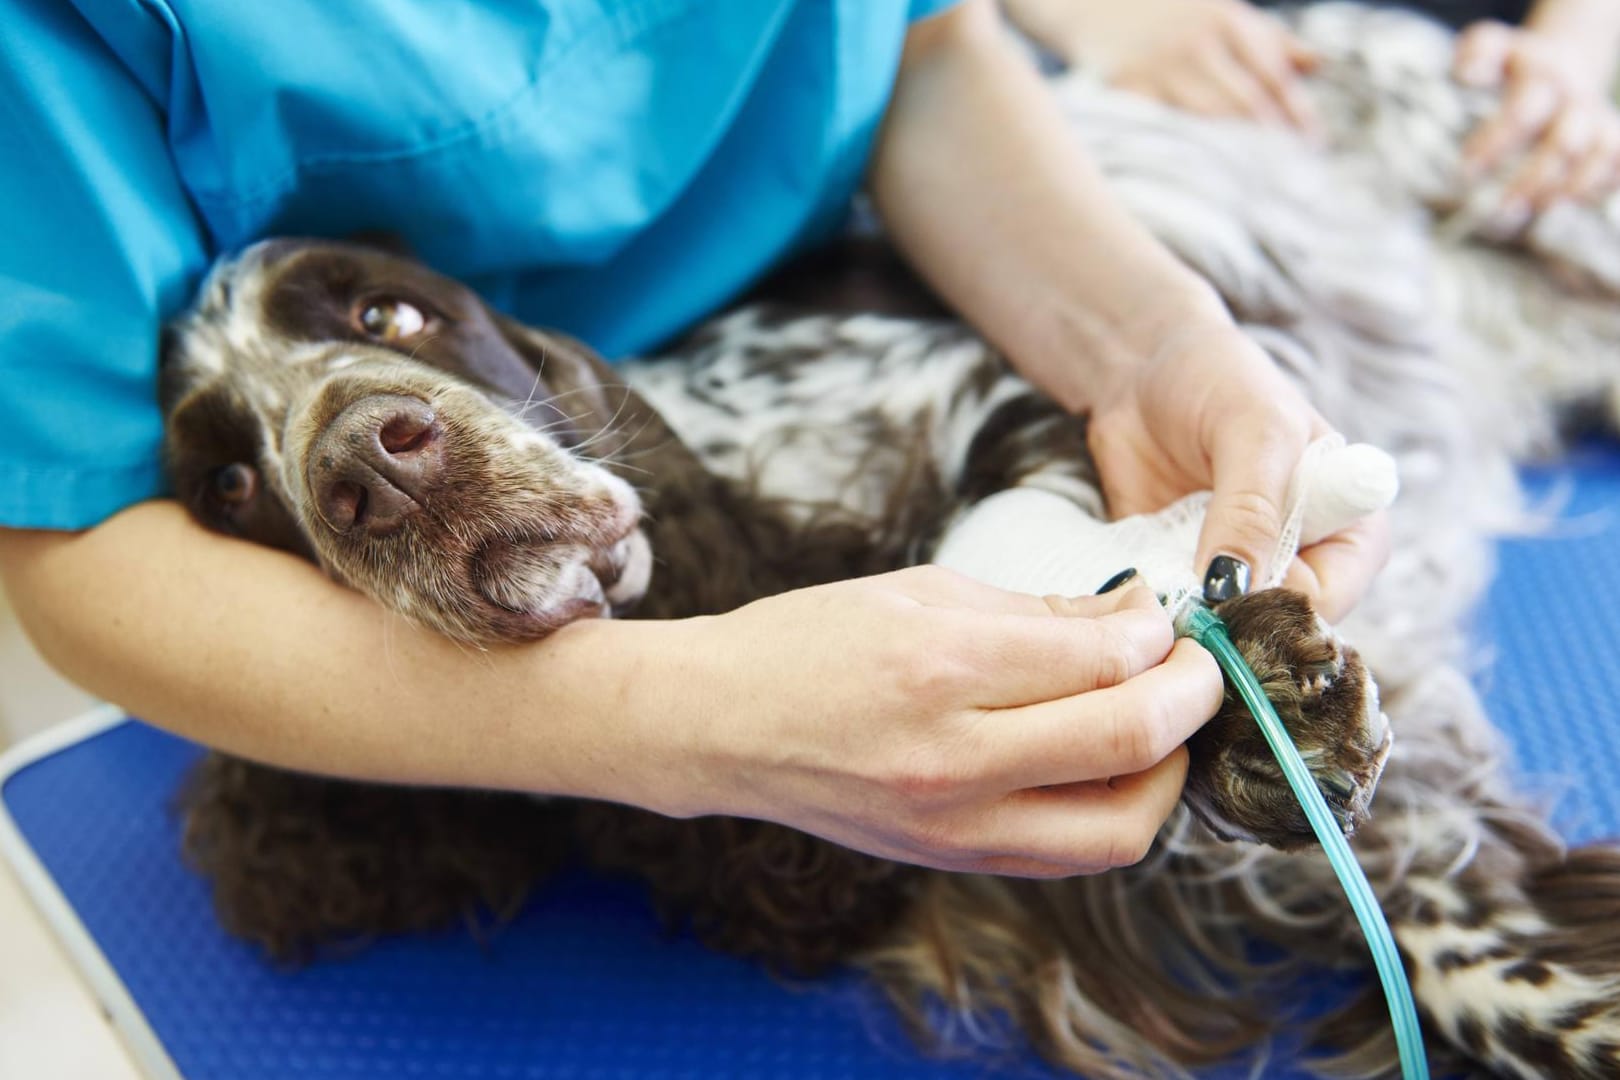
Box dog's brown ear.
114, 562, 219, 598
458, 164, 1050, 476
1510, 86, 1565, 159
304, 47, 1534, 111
157, 326, 191, 416
491, 314, 675, 463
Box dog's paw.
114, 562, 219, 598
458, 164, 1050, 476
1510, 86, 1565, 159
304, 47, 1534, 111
1181, 589, 1392, 850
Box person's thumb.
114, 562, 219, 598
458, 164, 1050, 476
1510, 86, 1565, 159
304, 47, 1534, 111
1193, 430, 1299, 602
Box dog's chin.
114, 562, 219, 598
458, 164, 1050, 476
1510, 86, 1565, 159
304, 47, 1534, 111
471, 528, 652, 643
603, 529, 653, 612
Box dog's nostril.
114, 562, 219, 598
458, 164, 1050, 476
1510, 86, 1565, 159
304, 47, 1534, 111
379, 410, 438, 456
324, 481, 368, 531
307, 394, 446, 537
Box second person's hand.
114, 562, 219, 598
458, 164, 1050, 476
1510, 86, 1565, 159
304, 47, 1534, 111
1085, 320, 1391, 623
1006, 0, 1321, 133
1455, 19, 1620, 220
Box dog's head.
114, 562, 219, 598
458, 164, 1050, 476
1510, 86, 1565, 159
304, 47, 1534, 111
161, 238, 653, 643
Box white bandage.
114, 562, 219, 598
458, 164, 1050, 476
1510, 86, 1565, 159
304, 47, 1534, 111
930, 436, 1397, 617
1275, 435, 1401, 576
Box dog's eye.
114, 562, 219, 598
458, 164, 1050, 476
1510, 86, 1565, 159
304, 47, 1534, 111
210, 463, 258, 506
357, 299, 428, 342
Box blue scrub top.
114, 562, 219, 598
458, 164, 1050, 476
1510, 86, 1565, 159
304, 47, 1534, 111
0, 0, 957, 530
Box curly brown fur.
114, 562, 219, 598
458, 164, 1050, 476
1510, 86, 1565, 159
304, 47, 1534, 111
577, 805, 924, 975
179, 755, 573, 961
861, 870, 1282, 1079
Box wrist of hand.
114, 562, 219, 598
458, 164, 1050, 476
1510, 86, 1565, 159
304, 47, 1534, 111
506, 614, 727, 820
1019, 276, 1234, 414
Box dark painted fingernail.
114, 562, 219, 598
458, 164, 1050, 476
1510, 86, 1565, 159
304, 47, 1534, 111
1096, 567, 1138, 594
1202, 555, 1250, 603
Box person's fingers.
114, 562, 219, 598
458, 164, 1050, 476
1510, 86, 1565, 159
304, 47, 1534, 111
1284, 33, 1321, 74
1199, 47, 1286, 125
1596, 149, 1620, 203
888, 563, 1077, 615
1568, 123, 1620, 203
1223, 22, 1318, 131
1274, 69, 1320, 134
1505, 107, 1593, 210
894, 563, 1143, 618
1453, 20, 1513, 88
1464, 71, 1562, 176
1157, 74, 1249, 121
1279, 510, 1391, 623
956, 747, 1191, 874
971, 639, 1222, 789
1112, 71, 1169, 106
1603, 150, 1620, 202
1194, 419, 1305, 599
937, 583, 1176, 708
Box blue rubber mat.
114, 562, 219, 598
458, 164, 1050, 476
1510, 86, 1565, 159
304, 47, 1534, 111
4, 721, 1063, 1080
4, 442, 1619, 1080
1481, 441, 1620, 843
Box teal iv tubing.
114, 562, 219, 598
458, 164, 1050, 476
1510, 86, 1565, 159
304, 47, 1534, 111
1177, 604, 1429, 1080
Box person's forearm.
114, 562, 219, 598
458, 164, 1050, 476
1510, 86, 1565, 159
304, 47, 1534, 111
1526, 0, 1620, 90
0, 501, 1226, 877
0, 501, 695, 810
871, 0, 1229, 413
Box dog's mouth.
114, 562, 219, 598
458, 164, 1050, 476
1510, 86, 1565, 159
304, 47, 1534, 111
471, 523, 652, 637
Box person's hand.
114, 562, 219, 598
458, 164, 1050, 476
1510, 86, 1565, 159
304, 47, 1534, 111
875, 0, 1382, 618
659, 567, 1224, 878
1034, 0, 1320, 132
1455, 20, 1620, 221
1084, 321, 1391, 622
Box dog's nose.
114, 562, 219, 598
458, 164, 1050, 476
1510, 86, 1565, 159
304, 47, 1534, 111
308, 395, 444, 536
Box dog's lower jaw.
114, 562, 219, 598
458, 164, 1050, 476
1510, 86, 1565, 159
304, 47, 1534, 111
605, 529, 653, 610
472, 527, 652, 640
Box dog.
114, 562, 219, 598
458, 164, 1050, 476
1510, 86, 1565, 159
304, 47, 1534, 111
160, 6, 1620, 1078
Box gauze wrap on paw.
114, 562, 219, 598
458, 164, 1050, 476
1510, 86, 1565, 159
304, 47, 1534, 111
930, 435, 1397, 619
